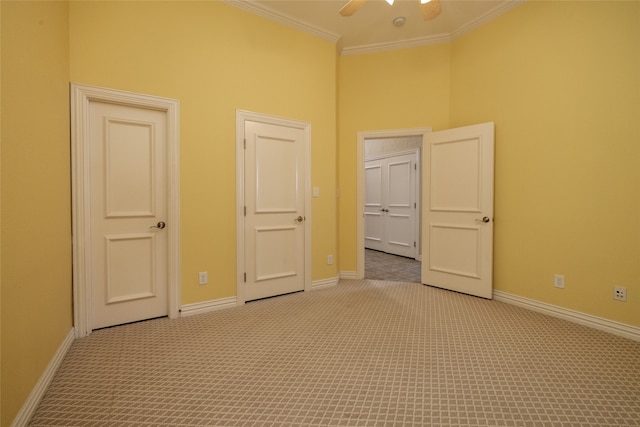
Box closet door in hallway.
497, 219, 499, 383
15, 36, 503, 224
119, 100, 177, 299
364, 151, 417, 258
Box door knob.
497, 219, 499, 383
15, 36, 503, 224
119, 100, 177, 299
149, 221, 166, 229
295, 216, 304, 223
475, 217, 490, 223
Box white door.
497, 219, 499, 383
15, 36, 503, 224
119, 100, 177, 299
422, 122, 494, 299
364, 160, 384, 252
365, 152, 417, 258
244, 120, 306, 301
386, 154, 417, 258
89, 101, 169, 329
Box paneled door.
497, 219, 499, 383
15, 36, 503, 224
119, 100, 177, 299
243, 120, 306, 301
422, 122, 494, 299
365, 152, 418, 258
88, 101, 170, 329
364, 160, 384, 252
72, 84, 179, 337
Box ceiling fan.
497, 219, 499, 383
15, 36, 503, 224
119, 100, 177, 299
339, 0, 442, 21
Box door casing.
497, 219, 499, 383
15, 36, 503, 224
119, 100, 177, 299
356, 128, 431, 279
71, 83, 180, 338
236, 110, 312, 304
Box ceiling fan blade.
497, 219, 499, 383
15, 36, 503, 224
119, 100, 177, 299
420, 0, 442, 21
339, 0, 367, 17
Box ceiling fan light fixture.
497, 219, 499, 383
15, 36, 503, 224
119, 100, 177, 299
386, 0, 394, 5
420, 0, 432, 4
420, 0, 441, 21
392, 16, 406, 27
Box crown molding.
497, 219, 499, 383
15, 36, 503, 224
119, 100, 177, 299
223, 0, 341, 43
225, 0, 525, 56
341, 33, 451, 56
343, 0, 525, 56
451, 0, 526, 40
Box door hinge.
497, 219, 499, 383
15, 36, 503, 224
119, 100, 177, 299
243, 138, 246, 149
414, 163, 417, 170
244, 206, 246, 216
244, 272, 246, 282
414, 202, 416, 208
414, 241, 416, 247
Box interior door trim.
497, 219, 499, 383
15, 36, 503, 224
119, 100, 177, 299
71, 83, 180, 338
235, 110, 312, 305
356, 127, 431, 279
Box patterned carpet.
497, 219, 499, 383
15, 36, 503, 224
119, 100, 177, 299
365, 249, 421, 283
31, 280, 640, 426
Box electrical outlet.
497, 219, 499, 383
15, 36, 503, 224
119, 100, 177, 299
553, 274, 565, 289
198, 272, 208, 285
327, 255, 334, 265
614, 286, 627, 302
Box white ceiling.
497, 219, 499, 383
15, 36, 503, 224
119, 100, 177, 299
226, 0, 524, 55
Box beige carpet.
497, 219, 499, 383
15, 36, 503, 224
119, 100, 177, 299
31, 280, 640, 426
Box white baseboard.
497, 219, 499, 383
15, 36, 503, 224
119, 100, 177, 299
339, 271, 359, 280
180, 296, 238, 317
11, 328, 75, 427
493, 290, 640, 342
311, 276, 339, 290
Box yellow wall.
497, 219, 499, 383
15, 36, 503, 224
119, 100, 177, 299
338, 1, 639, 327
69, 1, 338, 305
337, 44, 451, 270
0, 1, 72, 424
449, 0, 640, 326
2, 0, 639, 424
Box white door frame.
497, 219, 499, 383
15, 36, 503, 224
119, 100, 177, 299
356, 127, 431, 279
236, 110, 312, 304
71, 83, 180, 338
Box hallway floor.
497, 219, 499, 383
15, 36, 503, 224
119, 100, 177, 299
365, 249, 421, 283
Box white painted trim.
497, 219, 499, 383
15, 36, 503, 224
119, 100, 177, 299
312, 276, 340, 291
343, 0, 524, 55
11, 329, 75, 427
225, 0, 524, 56
180, 297, 239, 317
365, 148, 419, 162
357, 128, 431, 280
223, 0, 341, 43
71, 83, 180, 338
450, 0, 526, 41
236, 110, 312, 305
341, 33, 451, 56
494, 290, 640, 342
340, 271, 359, 280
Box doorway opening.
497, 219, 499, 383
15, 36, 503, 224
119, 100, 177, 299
357, 127, 431, 282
